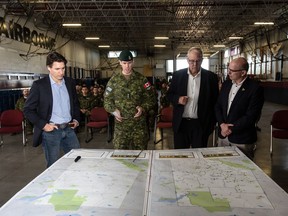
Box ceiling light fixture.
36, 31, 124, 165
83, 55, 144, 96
98, 45, 110, 48
154, 37, 169, 40
155, 22, 174, 26
85, 37, 100, 40
254, 22, 274, 25
154, 45, 166, 48
229, 36, 243, 40
196, 30, 205, 34
62, 23, 82, 27
213, 44, 226, 48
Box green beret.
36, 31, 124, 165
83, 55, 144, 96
119, 50, 133, 61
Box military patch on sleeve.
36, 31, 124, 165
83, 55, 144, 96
105, 86, 112, 95
143, 81, 151, 90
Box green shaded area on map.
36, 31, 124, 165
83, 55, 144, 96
216, 159, 255, 170
187, 191, 231, 212
116, 159, 143, 171
49, 189, 86, 211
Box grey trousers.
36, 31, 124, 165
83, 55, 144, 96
217, 137, 255, 159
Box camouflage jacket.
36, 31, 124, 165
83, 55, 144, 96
78, 94, 93, 110
15, 97, 26, 111
91, 94, 104, 108
160, 88, 170, 108
104, 70, 155, 119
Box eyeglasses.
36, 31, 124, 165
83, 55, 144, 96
187, 59, 202, 64
228, 68, 244, 73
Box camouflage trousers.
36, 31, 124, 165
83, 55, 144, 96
113, 118, 148, 150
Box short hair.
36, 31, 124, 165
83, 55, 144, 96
46, 51, 67, 67
237, 57, 249, 71
187, 47, 203, 58
242, 60, 249, 71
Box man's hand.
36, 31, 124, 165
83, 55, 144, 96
220, 123, 234, 137
43, 123, 58, 132
69, 121, 79, 129
134, 106, 143, 118
80, 108, 86, 113
113, 109, 124, 122
178, 96, 189, 105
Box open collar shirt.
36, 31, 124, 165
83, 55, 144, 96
49, 75, 71, 124
227, 77, 247, 114
182, 69, 201, 119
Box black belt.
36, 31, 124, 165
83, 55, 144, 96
182, 118, 198, 121
50, 122, 70, 129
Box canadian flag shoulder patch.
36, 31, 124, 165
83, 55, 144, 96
143, 81, 151, 89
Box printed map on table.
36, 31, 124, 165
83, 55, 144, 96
22, 158, 148, 211
152, 156, 273, 213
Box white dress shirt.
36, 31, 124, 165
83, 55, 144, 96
182, 69, 201, 118
227, 77, 247, 114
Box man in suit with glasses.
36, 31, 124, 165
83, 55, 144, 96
215, 57, 264, 159
167, 47, 219, 149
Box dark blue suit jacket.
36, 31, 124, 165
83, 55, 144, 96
24, 76, 80, 147
167, 67, 219, 136
215, 77, 264, 144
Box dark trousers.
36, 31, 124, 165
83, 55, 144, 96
174, 118, 208, 149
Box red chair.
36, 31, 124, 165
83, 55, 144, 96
85, 107, 109, 143
154, 106, 173, 144
0, 109, 27, 146
270, 110, 288, 156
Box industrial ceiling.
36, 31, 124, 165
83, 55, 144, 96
1, 0, 288, 57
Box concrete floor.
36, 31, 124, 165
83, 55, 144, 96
1, 101, 288, 207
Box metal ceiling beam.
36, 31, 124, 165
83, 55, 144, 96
0, 0, 287, 55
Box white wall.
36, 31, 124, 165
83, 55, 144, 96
0, 45, 47, 74
0, 9, 100, 75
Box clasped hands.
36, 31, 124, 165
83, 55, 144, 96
113, 106, 143, 122
220, 123, 234, 137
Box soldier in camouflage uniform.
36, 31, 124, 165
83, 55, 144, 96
15, 88, 30, 111
104, 50, 155, 150
147, 85, 158, 131
91, 85, 104, 108
78, 84, 93, 126
159, 81, 170, 109
15, 88, 33, 134
78, 85, 93, 111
